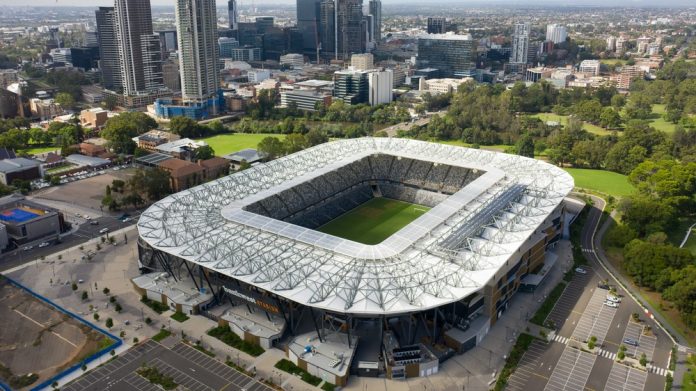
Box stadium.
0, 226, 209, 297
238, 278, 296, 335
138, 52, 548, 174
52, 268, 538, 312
136, 137, 573, 385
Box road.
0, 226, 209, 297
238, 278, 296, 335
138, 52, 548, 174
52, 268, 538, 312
0, 215, 137, 272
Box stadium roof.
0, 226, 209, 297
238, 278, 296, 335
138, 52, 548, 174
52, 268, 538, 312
138, 138, 574, 315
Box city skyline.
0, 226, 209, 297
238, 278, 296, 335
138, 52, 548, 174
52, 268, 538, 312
2, 0, 696, 6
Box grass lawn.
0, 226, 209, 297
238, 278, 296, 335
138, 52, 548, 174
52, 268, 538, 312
600, 59, 627, 66
197, 133, 286, 156
530, 113, 613, 137
684, 354, 696, 391
317, 197, 430, 244
19, 146, 59, 155
434, 139, 510, 152
563, 168, 635, 197
170, 311, 189, 322
666, 218, 696, 253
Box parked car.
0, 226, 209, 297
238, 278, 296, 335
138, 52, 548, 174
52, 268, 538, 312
623, 338, 639, 347
22, 245, 33, 251
38, 242, 50, 248
90, 220, 99, 225
575, 267, 587, 274
99, 228, 109, 234
604, 301, 619, 308
606, 295, 621, 303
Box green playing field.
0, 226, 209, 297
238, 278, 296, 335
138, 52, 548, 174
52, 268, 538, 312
317, 197, 430, 245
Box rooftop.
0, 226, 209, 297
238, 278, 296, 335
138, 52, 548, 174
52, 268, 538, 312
138, 138, 573, 315
0, 158, 40, 173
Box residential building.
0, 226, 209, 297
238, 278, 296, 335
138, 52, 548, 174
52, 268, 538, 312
616, 36, 627, 53
334, 69, 369, 104
198, 157, 230, 180
114, 0, 164, 96
510, 22, 531, 65
606, 36, 617, 52
545, 24, 567, 44
351, 53, 374, 70
417, 33, 476, 78
614, 65, 643, 90
280, 53, 305, 68
158, 30, 178, 58
95, 6, 121, 91
427, 17, 446, 34
157, 158, 206, 192
168, 0, 223, 120
579, 60, 600, 76
248, 70, 271, 83
368, 70, 393, 106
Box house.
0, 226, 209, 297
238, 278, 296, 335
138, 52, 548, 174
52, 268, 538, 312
223, 148, 265, 169
155, 138, 207, 161
157, 158, 206, 192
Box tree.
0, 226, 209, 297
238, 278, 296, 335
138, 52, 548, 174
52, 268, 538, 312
194, 145, 215, 161
105, 318, 113, 329
257, 136, 285, 160
588, 336, 597, 349
102, 94, 118, 110
71, 282, 78, 291
600, 108, 622, 129
169, 116, 204, 138
101, 112, 157, 153
129, 168, 172, 201
305, 128, 329, 147
515, 134, 535, 158
283, 133, 307, 154
93, 313, 100, 321
103, 287, 110, 295
81, 291, 88, 301
639, 353, 647, 366
611, 94, 626, 108
55, 92, 76, 111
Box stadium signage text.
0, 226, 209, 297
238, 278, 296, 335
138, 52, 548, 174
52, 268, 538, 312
223, 286, 279, 314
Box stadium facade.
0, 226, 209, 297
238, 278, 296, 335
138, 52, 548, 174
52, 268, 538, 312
136, 138, 573, 385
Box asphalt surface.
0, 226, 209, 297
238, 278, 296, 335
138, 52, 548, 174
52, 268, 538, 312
0, 215, 137, 272
507, 198, 672, 391
62, 339, 273, 391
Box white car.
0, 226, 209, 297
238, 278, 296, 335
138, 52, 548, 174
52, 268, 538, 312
22, 245, 33, 251
84, 215, 91, 220
38, 242, 50, 248
604, 301, 619, 308
99, 228, 109, 234
575, 267, 587, 274
606, 295, 621, 303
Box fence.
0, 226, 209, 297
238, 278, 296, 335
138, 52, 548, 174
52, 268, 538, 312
1, 275, 122, 391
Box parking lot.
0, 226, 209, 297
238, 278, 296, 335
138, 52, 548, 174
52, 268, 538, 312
544, 269, 593, 330
504, 339, 548, 391
63, 339, 273, 391
571, 288, 617, 344
621, 321, 657, 361
544, 347, 596, 391
604, 363, 648, 391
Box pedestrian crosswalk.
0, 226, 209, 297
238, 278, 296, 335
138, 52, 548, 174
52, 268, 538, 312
597, 349, 617, 360
552, 334, 569, 344
647, 364, 670, 376
582, 248, 595, 253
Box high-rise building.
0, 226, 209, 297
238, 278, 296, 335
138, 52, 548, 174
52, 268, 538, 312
158, 30, 178, 58
545, 24, 567, 44
162, 57, 181, 92
367, 70, 392, 106
228, 0, 238, 32
218, 37, 240, 58
510, 22, 531, 65
141, 34, 164, 91
427, 17, 446, 34
368, 0, 381, 43
417, 33, 476, 78
256, 17, 275, 34
319, 0, 336, 56
95, 6, 121, 91
336, 0, 366, 59
114, 0, 163, 95
606, 36, 617, 52
334, 69, 369, 104
297, 0, 322, 54
351, 53, 373, 70
173, 0, 222, 117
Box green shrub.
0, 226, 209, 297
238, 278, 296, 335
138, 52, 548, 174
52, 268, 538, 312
141, 296, 168, 314
274, 359, 322, 386
493, 334, 535, 391
171, 311, 189, 322
530, 282, 566, 326
207, 325, 265, 357
152, 329, 171, 342
137, 365, 177, 390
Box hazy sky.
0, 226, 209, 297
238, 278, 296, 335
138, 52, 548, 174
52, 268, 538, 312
0, 0, 694, 6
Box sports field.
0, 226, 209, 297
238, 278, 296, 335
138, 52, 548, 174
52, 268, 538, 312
563, 168, 635, 197
197, 133, 286, 156
317, 197, 430, 245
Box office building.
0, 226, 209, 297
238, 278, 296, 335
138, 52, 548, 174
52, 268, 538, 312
579, 60, 600, 76
70, 47, 100, 70
281, 89, 332, 112
49, 48, 72, 65
228, 0, 238, 32
367, 70, 393, 106
156, 0, 223, 120
511, 22, 530, 65
162, 57, 181, 92
248, 70, 271, 83
85, 31, 99, 47
427, 17, 446, 34
351, 53, 374, 70
114, 0, 163, 95
334, 70, 368, 104
545, 24, 567, 44
95, 6, 121, 91
319, 0, 336, 56
255, 17, 274, 34
297, 0, 322, 55
417, 34, 476, 78
368, 0, 381, 42
423, 77, 471, 94
219, 37, 240, 58
280, 53, 305, 68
